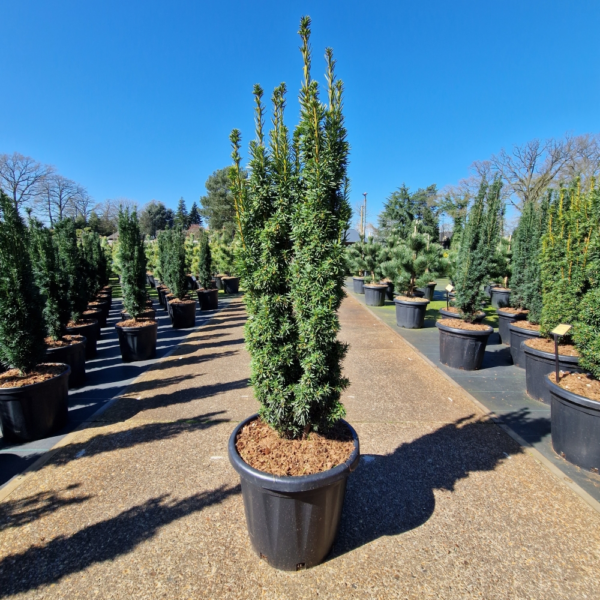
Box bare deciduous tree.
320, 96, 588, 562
36, 174, 80, 225
0, 152, 54, 213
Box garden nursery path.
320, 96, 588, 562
1, 296, 599, 598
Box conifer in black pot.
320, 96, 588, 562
0, 192, 70, 441
163, 228, 196, 328
436, 178, 503, 370
227, 17, 359, 572
196, 233, 218, 310
29, 218, 86, 388
115, 209, 157, 362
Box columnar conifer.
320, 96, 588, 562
118, 209, 147, 320
197, 233, 213, 289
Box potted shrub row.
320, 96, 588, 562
227, 17, 359, 571
196, 233, 219, 310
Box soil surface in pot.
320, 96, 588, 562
235, 418, 355, 476
396, 295, 428, 303
445, 306, 485, 319
512, 321, 541, 332
553, 372, 600, 402
525, 338, 580, 357
67, 318, 96, 329
438, 318, 490, 331
498, 307, 528, 315
0, 364, 67, 388
169, 298, 195, 304
116, 319, 158, 328
44, 335, 84, 348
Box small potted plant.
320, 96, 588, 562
196, 233, 218, 310
360, 237, 388, 306
436, 179, 502, 370
382, 221, 442, 329
488, 237, 512, 308
346, 238, 366, 293
29, 218, 86, 388
227, 18, 359, 571
115, 209, 158, 362
0, 192, 70, 441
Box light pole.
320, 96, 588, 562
362, 192, 367, 238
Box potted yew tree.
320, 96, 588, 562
383, 221, 443, 329
115, 209, 158, 362
196, 233, 218, 310
227, 17, 359, 571
0, 192, 70, 441
361, 237, 388, 306
346, 238, 367, 293
29, 218, 86, 388
436, 178, 503, 370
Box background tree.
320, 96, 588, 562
139, 200, 174, 237
211, 230, 236, 275
188, 201, 202, 226
93, 198, 138, 236
118, 209, 147, 320
200, 167, 242, 236
175, 197, 189, 229
0, 191, 46, 373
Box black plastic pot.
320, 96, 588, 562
116, 321, 158, 362
0, 364, 70, 442
185, 275, 196, 290
149, 274, 156, 287
509, 323, 541, 368
547, 376, 600, 471
214, 275, 225, 290
490, 288, 511, 309
158, 287, 168, 309
394, 298, 429, 329
439, 308, 485, 324
352, 277, 365, 294
436, 321, 492, 370
525, 343, 583, 404
417, 282, 437, 301
45, 338, 86, 388
197, 288, 219, 311
87, 304, 107, 328
82, 309, 103, 339
228, 414, 360, 571
121, 308, 156, 321
382, 281, 394, 301
223, 277, 240, 294
497, 309, 527, 345
364, 284, 387, 306
170, 300, 197, 329
484, 283, 500, 299
66, 320, 98, 359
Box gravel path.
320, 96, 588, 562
1, 295, 599, 599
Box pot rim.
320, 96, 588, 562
45, 336, 87, 350
393, 297, 429, 305
221, 276, 239, 281
115, 321, 158, 331
363, 284, 387, 290
508, 323, 541, 337
496, 308, 527, 318
66, 319, 99, 329
0, 363, 71, 392
197, 288, 218, 294
436, 321, 493, 336
524, 342, 580, 364
352, 276, 365, 281
545, 375, 600, 410
228, 413, 360, 492
439, 307, 485, 318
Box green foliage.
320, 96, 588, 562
454, 178, 504, 321
230, 17, 350, 438
184, 232, 197, 274
139, 201, 174, 238
574, 288, 600, 379
28, 218, 71, 340
211, 230, 236, 275
540, 181, 595, 335
0, 192, 46, 373
197, 233, 213, 289
175, 197, 189, 229
200, 168, 240, 236
80, 231, 108, 300
145, 239, 159, 275
188, 201, 202, 226
488, 236, 511, 286
55, 219, 88, 322
118, 209, 147, 319
382, 221, 444, 296
358, 237, 385, 283
345, 239, 366, 276
378, 184, 439, 241
158, 228, 187, 299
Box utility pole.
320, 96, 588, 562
362, 192, 367, 238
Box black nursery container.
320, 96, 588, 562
116, 321, 158, 362
509, 323, 541, 368
417, 282, 437, 301
439, 308, 485, 323
524, 343, 583, 404
228, 414, 360, 571
490, 288, 511, 309
436, 321, 492, 370
66, 320, 98, 360
0, 364, 70, 443
394, 298, 429, 329
197, 288, 219, 311
223, 277, 240, 294
45, 337, 86, 388
170, 299, 197, 329
547, 377, 600, 472
484, 283, 499, 299
352, 277, 365, 294
383, 280, 394, 301
497, 309, 527, 345
364, 284, 387, 306
214, 275, 225, 291
121, 308, 156, 321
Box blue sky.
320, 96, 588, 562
1, 0, 599, 227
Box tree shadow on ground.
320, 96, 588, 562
0, 484, 92, 531
331, 409, 549, 558
0, 484, 240, 597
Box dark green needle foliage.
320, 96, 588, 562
54, 219, 88, 322
230, 17, 350, 439
118, 209, 147, 320
80, 231, 108, 300
161, 228, 188, 299
0, 191, 46, 373
454, 177, 503, 322
540, 180, 595, 335
28, 218, 71, 340
345, 238, 366, 276
360, 237, 386, 283
197, 233, 213, 289
381, 220, 443, 297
